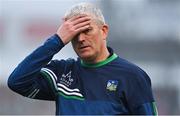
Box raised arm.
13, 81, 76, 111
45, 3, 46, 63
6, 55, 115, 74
8, 15, 91, 100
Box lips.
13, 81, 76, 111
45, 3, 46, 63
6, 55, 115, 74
79, 45, 90, 49
80, 46, 88, 49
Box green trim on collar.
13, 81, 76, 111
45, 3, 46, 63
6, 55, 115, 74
81, 53, 118, 68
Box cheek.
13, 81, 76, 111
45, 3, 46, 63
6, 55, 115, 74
94, 32, 102, 43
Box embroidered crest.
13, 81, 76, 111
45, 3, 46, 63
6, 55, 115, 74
106, 80, 118, 91
60, 71, 74, 87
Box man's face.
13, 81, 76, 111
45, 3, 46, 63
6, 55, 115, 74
71, 19, 108, 62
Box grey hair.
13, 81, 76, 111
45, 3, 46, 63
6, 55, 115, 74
64, 2, 105, 25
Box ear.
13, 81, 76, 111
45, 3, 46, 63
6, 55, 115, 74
101, 24, 109, 40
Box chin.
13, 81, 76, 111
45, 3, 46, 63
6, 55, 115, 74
79, 54, 91, 59
79, 53, 94, 61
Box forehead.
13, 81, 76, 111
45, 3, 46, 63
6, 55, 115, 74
89, 19, 98, 25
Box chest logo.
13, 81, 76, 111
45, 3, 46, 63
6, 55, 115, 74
106, 80, 118, 91
60, 71, 73, 87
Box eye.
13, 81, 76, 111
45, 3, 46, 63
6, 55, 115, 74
83, 28, 92, 34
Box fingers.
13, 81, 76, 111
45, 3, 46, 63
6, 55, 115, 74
57, 15, 91, 44
66, 15, 91, 33
73, 20, 91, 30
73, 17, 91, 34
66, 15, 91, 25
68, 14, 88, 22
72, 16, 91, 25
75, 25, 90, 33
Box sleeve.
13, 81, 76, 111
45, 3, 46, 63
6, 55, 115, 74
7, 34, 65, 101
125, 69, 158, 115
39, 59, 66, 97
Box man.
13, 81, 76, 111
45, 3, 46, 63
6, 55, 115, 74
8, 3, 158, 115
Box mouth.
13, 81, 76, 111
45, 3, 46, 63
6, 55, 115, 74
79, 45, 90, 50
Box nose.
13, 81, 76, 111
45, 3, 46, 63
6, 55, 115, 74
77, 32, 86, 42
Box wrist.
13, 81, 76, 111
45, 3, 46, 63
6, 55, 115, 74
55, 33, 68, 45
54, 34, 65, 47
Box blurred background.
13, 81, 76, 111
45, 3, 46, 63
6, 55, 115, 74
0, 0, 180, 115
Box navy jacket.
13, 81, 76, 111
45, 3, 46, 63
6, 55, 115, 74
8, 34, 158, 115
